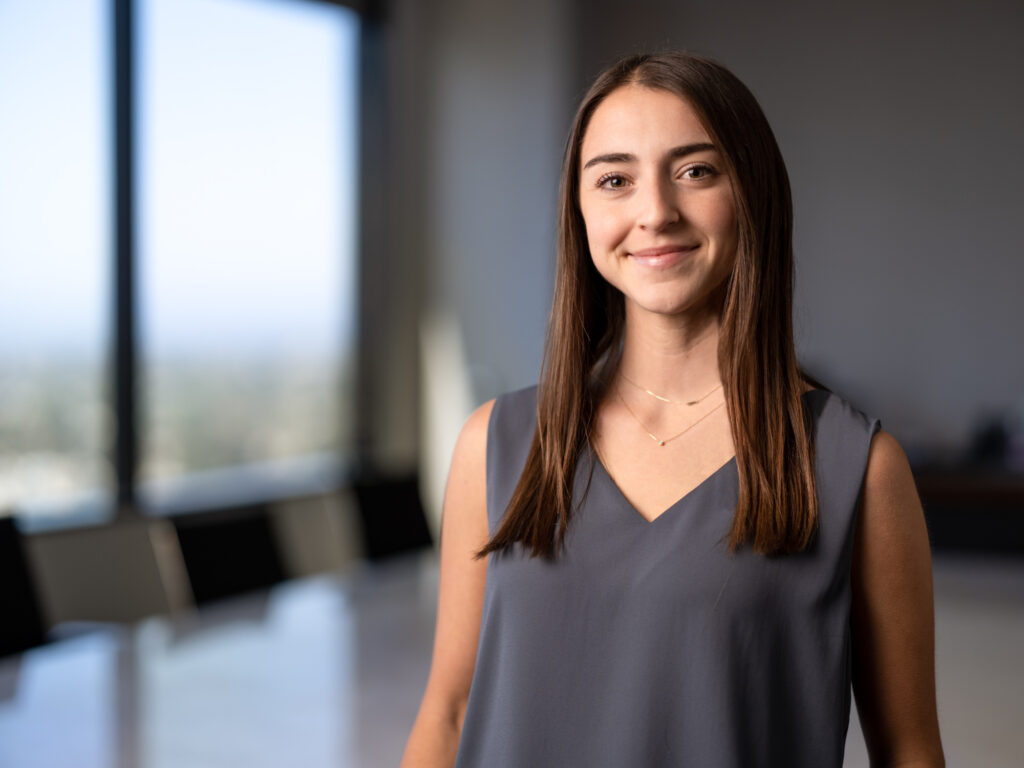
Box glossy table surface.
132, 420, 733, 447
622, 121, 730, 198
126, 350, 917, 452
0, 551, 438, 768
3, 548, 1024, 767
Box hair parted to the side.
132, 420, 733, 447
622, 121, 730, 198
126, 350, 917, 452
475, 50, 828, 561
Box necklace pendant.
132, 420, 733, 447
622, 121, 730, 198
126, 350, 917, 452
658, 440, 665, 446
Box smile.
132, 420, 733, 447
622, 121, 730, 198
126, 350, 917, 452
626, 244, 698, 268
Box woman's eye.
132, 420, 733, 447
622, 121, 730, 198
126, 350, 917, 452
683, 164, 715, 180
596, 173, 628, 190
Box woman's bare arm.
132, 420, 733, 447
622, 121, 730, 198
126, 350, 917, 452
400, 398, 495, 768
850, 428, 945, 768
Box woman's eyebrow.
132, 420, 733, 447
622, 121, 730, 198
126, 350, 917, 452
581, 142, 717, 171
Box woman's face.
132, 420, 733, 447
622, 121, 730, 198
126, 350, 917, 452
578, 84, 738, 319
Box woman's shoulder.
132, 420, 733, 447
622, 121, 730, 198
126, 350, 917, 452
458, 383, 538, 443
495, 381, 540, 406
800, 384, 886, 496
801, 384, 880, 431
466, 382, 539, 450
488, 382, 540, 425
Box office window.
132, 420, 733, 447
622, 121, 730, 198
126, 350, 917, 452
137, 0, 359, 506
0, 0, 112, 520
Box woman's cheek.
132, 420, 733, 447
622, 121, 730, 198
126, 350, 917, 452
592, 219, 627, 257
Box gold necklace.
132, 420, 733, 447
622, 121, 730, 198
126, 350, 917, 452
614, 386, 726, 446
618, 370, 722, 405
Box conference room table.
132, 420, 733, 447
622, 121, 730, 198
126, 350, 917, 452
0, 550, 439, 768
6, 545, 1024, 766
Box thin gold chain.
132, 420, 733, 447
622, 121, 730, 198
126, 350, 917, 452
618, 370, 722, 405
614, 386, 726, 446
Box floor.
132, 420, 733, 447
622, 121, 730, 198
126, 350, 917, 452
370, 548, 1024, 768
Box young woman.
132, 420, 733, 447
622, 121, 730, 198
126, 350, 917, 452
402, 51, 944, 768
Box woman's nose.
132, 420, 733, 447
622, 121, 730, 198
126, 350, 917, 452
636, 177, 681, 231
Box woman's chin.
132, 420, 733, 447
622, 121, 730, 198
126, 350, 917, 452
623, 287, 692, 314
625, 289, 729, 322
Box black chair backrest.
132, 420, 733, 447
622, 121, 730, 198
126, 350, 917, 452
172, 505, 286, 605
0, 515, 47, 657
351, 471, 433, 560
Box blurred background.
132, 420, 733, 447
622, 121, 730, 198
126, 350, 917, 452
0, 0, 1021, 766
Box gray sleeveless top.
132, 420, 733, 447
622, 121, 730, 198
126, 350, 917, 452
454, 384, 881, 768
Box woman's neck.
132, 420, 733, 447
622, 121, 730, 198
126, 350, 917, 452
614, 306, 723, 403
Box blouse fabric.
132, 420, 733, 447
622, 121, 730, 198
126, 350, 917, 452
454, 384, 881, 767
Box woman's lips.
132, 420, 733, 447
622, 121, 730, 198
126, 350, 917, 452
627, 244, 698, 268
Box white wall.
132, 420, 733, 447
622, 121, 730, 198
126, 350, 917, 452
423, 0, 572, 402
384, 0, 574, 533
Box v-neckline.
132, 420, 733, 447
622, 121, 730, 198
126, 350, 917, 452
590, 448, 736, 525
588, 389, 821, 525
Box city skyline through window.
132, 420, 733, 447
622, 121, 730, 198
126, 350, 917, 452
0, 0, 361, 521
0, 0, 113, 519
139, 0, 360, 506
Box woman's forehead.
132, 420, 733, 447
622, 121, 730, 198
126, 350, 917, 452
580, 85, 713, 162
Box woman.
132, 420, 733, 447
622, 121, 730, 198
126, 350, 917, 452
402, 51, 943, 767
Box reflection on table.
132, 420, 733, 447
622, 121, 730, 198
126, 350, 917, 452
0, 550, 438, 768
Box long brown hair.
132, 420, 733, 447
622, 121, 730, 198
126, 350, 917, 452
476, 51, 826, 560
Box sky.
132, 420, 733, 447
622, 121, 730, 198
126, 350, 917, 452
0, 0, 360, 361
